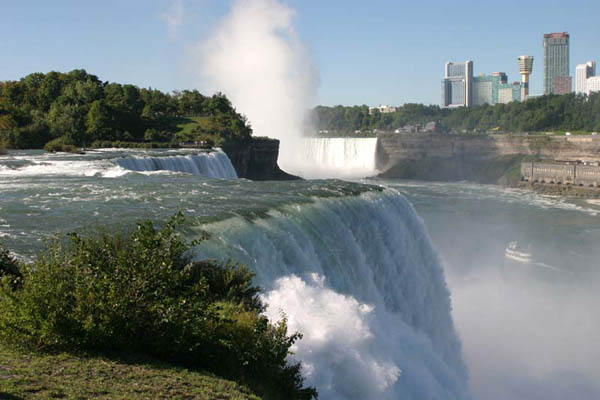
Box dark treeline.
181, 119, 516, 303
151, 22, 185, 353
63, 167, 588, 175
313, 92, 600, 135
0, 70, 252, 149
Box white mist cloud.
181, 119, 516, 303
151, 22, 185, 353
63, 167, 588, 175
450, 268, 600, 400
196, 0, 319, 172
161, 0, 185, 38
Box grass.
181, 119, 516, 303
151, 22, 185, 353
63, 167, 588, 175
0, 344, 261, 400
176, 116, 208, 136
175, 116, 222, 145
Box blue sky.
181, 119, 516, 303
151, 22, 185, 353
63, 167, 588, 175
2, 0, 599, 106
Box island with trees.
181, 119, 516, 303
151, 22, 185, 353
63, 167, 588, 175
0, 70, 296, 179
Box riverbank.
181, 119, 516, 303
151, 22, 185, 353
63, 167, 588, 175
515, 181, 600, 197
0, 343, 261, 400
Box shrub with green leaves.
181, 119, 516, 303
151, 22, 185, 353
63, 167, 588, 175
0, 214, 316, 400
0, 244, 21, 287
43, 137, 79, 153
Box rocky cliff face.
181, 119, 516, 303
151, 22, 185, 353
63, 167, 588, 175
376, 133, 600, 183
222, 138, 299, 181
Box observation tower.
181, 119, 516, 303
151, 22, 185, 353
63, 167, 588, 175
518, 55, 534, 101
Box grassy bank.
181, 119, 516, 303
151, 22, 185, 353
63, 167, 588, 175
0, 343, 260, 400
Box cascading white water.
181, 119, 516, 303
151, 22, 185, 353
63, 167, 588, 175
287, 137, 379, 179
193, 189, 470, 399
115, 150, 237, 179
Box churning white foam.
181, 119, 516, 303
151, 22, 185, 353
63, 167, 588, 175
262, 274, 401, 398
0, 159, 129, 178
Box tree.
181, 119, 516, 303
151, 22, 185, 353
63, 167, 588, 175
86, 100, 114, 142
47, 103, 86, 145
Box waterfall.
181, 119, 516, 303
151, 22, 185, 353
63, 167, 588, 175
193, 189, 470, 399
285, 138, 379, 179
115, 150, 238, 179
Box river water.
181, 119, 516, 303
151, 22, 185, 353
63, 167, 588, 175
1, 149, 598, 399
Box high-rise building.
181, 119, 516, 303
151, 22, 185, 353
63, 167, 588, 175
543, 32, 570, 95
576, 61, 596, 94
473, 72, 506, 106
441, 61, 473, 107
587, 76, 600, 95
554, 76, 572, 95
518, 55, 534, 101
472, 72, 523, 106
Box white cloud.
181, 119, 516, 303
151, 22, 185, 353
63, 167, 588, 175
161, 0, 185, 38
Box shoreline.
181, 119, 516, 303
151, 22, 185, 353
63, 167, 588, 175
514, 181, 600, 198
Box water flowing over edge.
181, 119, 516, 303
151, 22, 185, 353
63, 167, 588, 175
281, 137, 380, 179
0, 149, 238, 179
115, 149, 238, 179
192, 188, 470, 399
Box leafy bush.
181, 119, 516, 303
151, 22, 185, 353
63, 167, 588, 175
0, 214, 316, 400
0, 244, 21, 287
43, 137, 79, 153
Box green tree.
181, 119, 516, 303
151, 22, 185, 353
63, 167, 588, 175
47, 102, 86, 144
86, 100, 114, 142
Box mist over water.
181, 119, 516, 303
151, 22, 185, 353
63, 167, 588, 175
198, 0, 319, 176
391, 181, 600, 400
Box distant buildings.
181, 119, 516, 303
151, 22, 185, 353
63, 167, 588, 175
441, 61, 473, 107
394, 121, 439, 134
368, 105, 397, 114
543, 32, 571, 95
445, 62, 528, 108
576, 61, 598, 95
438, 30, 595, 107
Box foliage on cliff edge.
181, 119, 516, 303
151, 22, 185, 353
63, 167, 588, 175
0, 214, 316, 400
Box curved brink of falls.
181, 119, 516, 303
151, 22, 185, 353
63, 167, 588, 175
115, 149, 238, 179
193, 189, 470, 399
285, 137, 379, 179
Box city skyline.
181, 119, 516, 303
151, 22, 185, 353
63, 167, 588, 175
1, 0, 599, 106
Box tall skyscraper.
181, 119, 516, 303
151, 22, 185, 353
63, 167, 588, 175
441, 61, 473, 107
576, 61, 596, 94
543, 32, 570, 95
518, 55, 534, 101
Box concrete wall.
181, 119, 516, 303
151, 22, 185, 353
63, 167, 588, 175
521, 161, 600, 186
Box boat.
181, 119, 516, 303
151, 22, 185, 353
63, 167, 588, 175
505, 241, 532, 263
